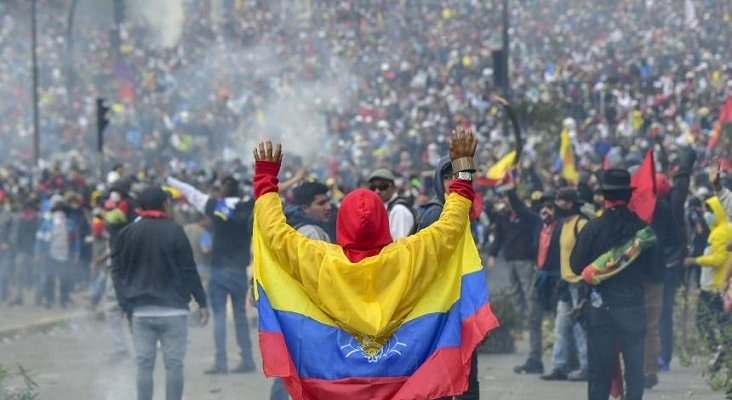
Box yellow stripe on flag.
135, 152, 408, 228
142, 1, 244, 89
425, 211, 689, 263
253, 192, 482, 338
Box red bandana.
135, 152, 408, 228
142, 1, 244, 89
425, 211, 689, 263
136, 209, 168, 219
604, 200, 628, 209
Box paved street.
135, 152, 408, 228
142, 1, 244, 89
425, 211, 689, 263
0, 312, 721, 400
0, 264, 722, 399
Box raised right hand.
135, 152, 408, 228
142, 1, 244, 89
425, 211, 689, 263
709, 158, 723, 192
449, 127, 478, 161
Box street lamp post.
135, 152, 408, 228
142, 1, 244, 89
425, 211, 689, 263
31, 0, 40, 168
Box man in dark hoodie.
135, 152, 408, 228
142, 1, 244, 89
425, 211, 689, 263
417, 156, 452, 230
111, 186, 208, 400
416, 156, 480, 399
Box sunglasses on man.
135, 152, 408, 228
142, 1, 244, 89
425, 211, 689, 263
369, 181, 392, 191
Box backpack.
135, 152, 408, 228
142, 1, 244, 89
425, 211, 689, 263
387, 197, 418, 236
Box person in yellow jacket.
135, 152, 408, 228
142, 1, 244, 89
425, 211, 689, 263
708, 161, 732, 316
683, 195, 732, 362
541, 187, 590, 382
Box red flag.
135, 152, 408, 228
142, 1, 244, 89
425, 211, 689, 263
708, 96, 732, 150
629, 150, 657, 223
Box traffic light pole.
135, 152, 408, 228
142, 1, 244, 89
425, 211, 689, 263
96, 98, 110, 182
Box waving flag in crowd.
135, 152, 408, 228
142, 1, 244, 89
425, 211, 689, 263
480, 150, 516, 187
628, 150, 657, 223
559, 126, 579, 184
252, 187, 499, 400
708, 96, 732, 150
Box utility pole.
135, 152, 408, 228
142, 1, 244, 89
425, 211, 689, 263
65, 0, 80, 108
96, 98, 111, 182
31, 0, 40, 168
502, 0, 510, 99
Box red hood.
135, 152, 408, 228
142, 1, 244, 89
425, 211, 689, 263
336, 188, 393, 262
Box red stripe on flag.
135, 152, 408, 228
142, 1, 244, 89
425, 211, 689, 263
259, 304, 500, 400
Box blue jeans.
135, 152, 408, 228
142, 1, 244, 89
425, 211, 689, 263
132, 315, 188, 400
552, 284, 588, 373
209, 267, 253, 368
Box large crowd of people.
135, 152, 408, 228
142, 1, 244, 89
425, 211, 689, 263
1, 1, 731, 173
1, 1, 731, 399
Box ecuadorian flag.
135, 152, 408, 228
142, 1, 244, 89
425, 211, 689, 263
253, 191, 499, 400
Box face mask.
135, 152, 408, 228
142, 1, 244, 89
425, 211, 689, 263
704, 211, 716, 227
109, 192, 122, 203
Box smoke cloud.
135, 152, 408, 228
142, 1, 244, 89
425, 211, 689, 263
127, 0, 185, 49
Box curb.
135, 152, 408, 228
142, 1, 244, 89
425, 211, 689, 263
0, 310, 104, 341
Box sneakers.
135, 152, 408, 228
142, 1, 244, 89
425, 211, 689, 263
540, 369, 567, 381
513, 360, 544, 374
567, 369, 588, 382
204, 365, 228, 375
231, 360, 256, 374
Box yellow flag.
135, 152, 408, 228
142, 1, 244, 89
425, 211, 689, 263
560, 128, 579, 183
486, 151, 516, 184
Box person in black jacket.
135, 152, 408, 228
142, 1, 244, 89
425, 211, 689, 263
111, 186, 208, 400
570, 169, 658, 400
487, 183, 542, 326
641, 174, 674, 390
657, 147, 695, 371
166, 175, 256, 374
